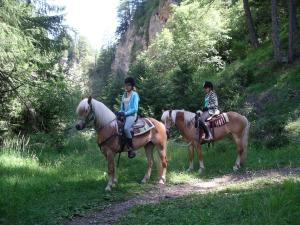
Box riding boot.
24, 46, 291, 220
198, 121, 213, 141
126, 138, 136, 159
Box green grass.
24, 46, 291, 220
1, 132, 300, 225
167, 140, 300, 180
0, 132, 153, 225
117, 177, 300, 225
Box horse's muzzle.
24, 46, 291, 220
75, 121, 85, 130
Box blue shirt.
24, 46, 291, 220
120, 91, 140, 116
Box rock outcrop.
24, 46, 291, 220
112, 0, 177, 75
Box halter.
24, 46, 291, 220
83, 103, 96, 126
165, 109, 177, 129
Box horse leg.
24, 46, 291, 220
105, 150, 115, 191
156, 142, 168, 184
112, 162, 118, 187
232, 134, 244, 171
196, 144, 205, 174
186, 143, 194, 172
141, 143, 155, 184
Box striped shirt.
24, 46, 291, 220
204, 91, 218, 115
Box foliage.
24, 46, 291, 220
116, 0, 144, 38
0, 0, 85, 134
101, 0, 300, 148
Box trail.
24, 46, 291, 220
66, 167, 300, 225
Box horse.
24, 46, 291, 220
75, 97, 168, 191
161, 109, 250, 173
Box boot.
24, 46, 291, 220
198, 121, 213, 141
126, 138, 136, 159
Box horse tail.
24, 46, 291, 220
241, 116, 250, 164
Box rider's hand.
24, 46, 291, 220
116, 111, 125, 120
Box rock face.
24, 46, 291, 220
112, 0, 176, 75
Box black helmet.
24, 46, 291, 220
124, 77, 135, 87
203, 81, 213, 89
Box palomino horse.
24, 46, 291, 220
161, 110, 250, 173
75, 97, 168, 191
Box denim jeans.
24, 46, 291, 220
124, 115, 137, 138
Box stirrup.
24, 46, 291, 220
128, 149, 136, 159
204, 135, 213, 141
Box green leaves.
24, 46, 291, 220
0, 0, 77, 133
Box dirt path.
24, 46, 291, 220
65, 167, 300, 225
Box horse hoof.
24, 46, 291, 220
186, 168, 193, 173
141, 178, 148, 184
233, 165, 240, 171
105, 186, 112, 192
198, 168, 205, 174
158, 178, 165, 185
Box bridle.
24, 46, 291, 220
164, 109, 174, 137
83, 102, 119, 148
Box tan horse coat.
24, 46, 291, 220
76, 98, 168, 191
162, 110, 249, 173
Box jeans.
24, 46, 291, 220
124, 115, 137, 138
201, 111, 210, 122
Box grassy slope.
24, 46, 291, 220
117, 177, 300, 225
0, 133, 300, 225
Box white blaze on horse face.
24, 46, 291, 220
161, 111, 171, 129
171, 111, 177, 124
76, 99, 91, 118
75, 99, 93, 130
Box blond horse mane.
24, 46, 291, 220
77, 98, 117, 130
161, 110, 195, 126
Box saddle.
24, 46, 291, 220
195, 112, 230, 142
117, 117, 155, 137
131, 118, 155, 136
206, 113, 229, 128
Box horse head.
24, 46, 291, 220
161, 110, 175, 138
75, 96, 94, 130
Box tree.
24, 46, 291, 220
271, 0, 281, 62
116, 0, 143, 38
243, 0, 259, 48
288, 0, 297, 62
0, 0, 77, 133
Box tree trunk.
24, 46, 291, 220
288, 0, 297, 62
271, 0, 281, 62
243, 0, 259, 48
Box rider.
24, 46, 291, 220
198, 81, 219, 141
118, 77, 140, 159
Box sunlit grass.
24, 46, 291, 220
168, 171, 199, 184
117, 176, 300, 225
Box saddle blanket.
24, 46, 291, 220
208, 113, 229, 128
132, 118, 155, 136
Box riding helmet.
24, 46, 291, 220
124, 77, 135, 87
203, 81, 213, 89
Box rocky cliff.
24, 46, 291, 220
112, 0, 177, 75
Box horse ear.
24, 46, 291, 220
88, 96, 92, 105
